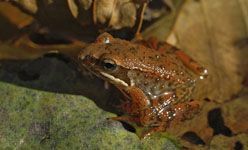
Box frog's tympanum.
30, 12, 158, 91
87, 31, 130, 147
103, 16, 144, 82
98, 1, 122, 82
78, 33, 208, 138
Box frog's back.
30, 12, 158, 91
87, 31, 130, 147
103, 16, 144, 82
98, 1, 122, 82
108, 39, 195, 81
109, 40, 198, 102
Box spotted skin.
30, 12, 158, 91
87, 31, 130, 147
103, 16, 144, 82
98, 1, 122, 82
78, 33, 208, 138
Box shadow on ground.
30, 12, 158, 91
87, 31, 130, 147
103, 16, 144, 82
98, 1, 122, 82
0, 54, 124, 115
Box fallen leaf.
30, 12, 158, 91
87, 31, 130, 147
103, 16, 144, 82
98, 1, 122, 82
210, 134, 248, 150
168, 0, 248, 103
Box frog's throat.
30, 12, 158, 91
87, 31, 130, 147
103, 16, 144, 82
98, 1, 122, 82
100, 72, 129, 87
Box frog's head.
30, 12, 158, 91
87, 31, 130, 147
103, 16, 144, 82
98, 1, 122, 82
78, 33, 133, 88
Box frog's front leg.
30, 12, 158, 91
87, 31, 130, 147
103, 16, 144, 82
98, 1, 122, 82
127, 86, 151, 109
109, 86, 150, 123
117, 86, 150, 114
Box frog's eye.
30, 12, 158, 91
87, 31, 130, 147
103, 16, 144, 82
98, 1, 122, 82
102, 59, 117, 71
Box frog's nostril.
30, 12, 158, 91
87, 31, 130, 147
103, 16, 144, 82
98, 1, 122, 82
81, 55, 91, 61
79, 55, 90, 65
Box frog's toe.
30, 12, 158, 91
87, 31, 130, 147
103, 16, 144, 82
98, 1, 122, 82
108, 116, 140, 123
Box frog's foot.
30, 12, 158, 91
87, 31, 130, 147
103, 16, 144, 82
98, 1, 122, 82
114, 101, 136, 114
139, 125, 166, 139
108, 115, 140, 123
168, 100, 201, 127
113, 97, 137, 115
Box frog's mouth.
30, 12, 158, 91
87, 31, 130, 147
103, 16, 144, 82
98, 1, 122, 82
100, 72, 129, 87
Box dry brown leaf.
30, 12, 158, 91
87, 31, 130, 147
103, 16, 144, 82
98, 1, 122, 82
167, 0, 248, 103
3, 0, 144, 38
165, 100, 215, 144
143, 0, 248, 148
221, 95, 248, 134
0, 35, 86, 60
210, 134, 248, 150
0, 2, 33, 29
142, 0, 185, 40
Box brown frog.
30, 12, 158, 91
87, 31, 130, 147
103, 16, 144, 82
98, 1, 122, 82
78, 33, 208, 138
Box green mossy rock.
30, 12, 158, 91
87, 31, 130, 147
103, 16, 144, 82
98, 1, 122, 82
0, 81, 178, 149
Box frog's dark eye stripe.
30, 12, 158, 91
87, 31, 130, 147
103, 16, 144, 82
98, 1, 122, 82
102, 59, 117, 71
